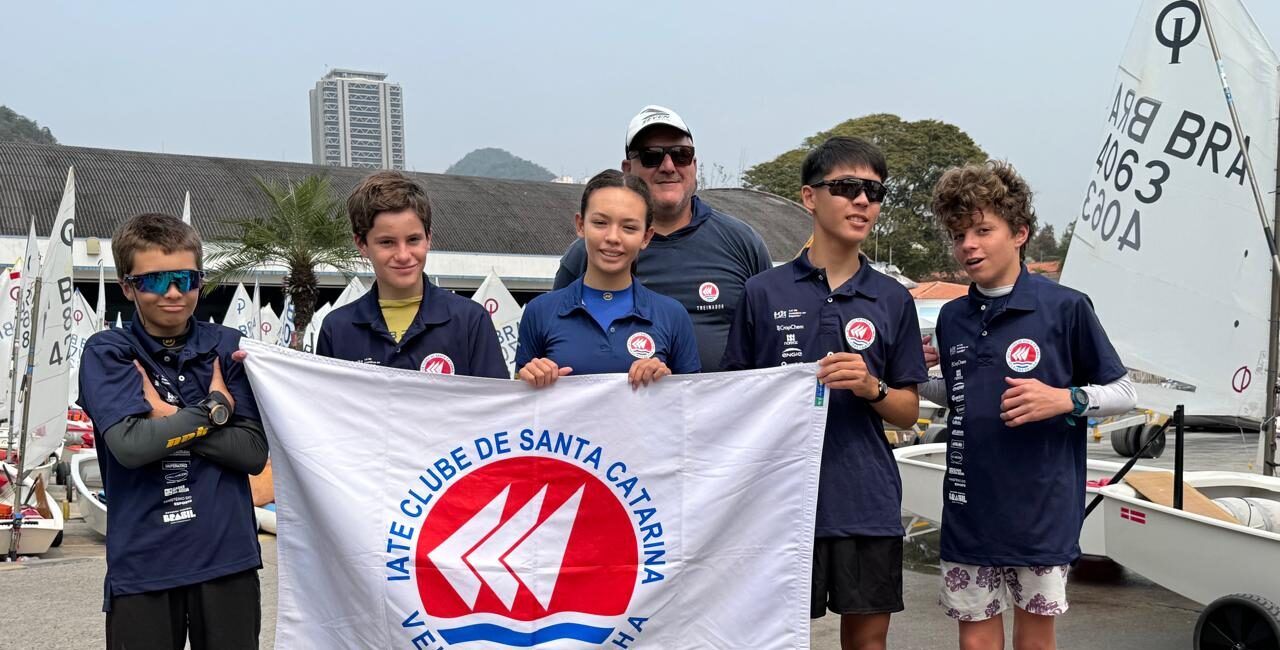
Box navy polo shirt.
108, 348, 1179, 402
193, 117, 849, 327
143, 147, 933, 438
722, 251, 927, 537
76, 317, 262, 607
935, 267, 1126, 566
553, 195, 773, 372
317, 277, 507, 378
516, 278, 701, 376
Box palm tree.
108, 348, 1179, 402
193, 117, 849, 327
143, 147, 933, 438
204, 175, 362, 348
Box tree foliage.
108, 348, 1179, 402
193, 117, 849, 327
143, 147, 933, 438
1026, 223, 1059, 262
742, 114, 986, 278
0, 106, 58, 145
204, 176, 363, 347
446, 148, 555, 181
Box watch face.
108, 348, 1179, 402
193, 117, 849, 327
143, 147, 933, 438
210, 405, 229, 426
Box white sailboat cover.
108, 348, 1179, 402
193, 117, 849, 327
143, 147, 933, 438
241, 340, 827, 649
67, 289, 99, 407
21, 168, 76, 467
471, 270, 523, 378
221, 283, 258, 339
1061, 0, 1280, 418
6, 225, 40, 430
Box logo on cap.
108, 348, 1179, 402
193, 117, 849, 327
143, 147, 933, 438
698, 282, 719, 303
1006, 338, 1040, 372
421, 353, 456, 375
627, 332, 656, 359
844, 318, 876, 351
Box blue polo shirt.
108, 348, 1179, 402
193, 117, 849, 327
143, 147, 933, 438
935, 267, 1126, 566
516, 278, 701, 376
76, 317, 262, 608
317, 277, 507, 378
722, 251, 927, 537
553, 195, 772, 372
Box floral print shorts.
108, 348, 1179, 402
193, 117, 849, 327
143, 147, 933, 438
938, 561, 1069, 621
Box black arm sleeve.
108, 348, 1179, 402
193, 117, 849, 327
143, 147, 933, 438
103, 408, 217, 469
190, 415, 269, 475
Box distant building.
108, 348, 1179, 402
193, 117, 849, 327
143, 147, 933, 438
309, 69, 405, 170
550, 175, 580, 184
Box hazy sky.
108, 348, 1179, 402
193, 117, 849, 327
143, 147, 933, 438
3, 1, 1278, 232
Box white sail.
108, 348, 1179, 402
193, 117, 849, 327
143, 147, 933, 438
251, 277, 262, 341
221, 283, 257, 339
471, 270, 522, 378
276, 296, 296, 348
0, 266, 20, 422
113, 313, 122, 329
301, 302, 332, 354
333, 276, 366, 309
21, 167, 76, 469
1060, 0, 1280, 419
67, 289, 99, 407
258, 303, 281, 343
5, 224, 40, 430
181, 191, 192, 225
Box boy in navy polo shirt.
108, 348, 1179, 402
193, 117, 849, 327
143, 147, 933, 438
925, 161, 1134, 649
722, 137, 926, 650
316, 171, 506, 377
78, 213, 268, 650
518, 170, 699, 386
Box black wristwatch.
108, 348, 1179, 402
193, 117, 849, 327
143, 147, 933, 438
868, 378, 889, 403
198, 391, 232, 426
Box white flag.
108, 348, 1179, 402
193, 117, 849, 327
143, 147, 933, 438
221, 283, 257, 339
242, 339, 828, 649
471, 271, 522, 378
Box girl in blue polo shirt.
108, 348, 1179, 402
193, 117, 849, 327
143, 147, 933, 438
517, 170, 700, 386
924, 161, 1135, 650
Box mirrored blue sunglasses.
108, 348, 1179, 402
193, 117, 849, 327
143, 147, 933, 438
123, 269, 205, 295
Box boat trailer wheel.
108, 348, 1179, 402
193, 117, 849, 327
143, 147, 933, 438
1194, 593, 1280, 650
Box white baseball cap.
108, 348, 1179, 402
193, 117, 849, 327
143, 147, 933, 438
625, 105, 693, 153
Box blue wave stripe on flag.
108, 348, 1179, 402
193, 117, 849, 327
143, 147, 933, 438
439, 623, 613, 646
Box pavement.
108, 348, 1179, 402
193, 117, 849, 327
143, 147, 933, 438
0, 430, 1260, 649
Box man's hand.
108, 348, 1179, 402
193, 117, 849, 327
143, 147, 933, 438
1000, 377, 1073, 427
922, 334, 939, 369
209, 357, 236, 412
133, 360, 178, 418
519, 358, 572, 388
628, 358, 671, 388
817, 353, 878, 399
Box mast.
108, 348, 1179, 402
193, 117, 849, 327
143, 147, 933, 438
7, 277, 41, 561
1197, 0, 1280, 476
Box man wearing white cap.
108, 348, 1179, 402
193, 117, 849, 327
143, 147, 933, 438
553, 105, 772, 371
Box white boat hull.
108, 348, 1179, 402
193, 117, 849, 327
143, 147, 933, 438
895, 443, 1149, 557
0, 477, 65, 556
1099, 471, 1280, 606
71, 450, 106, 538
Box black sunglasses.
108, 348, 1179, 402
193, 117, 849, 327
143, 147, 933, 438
628, 145, 696, 168
124, 269, 205, 295
810, 177, 887, 203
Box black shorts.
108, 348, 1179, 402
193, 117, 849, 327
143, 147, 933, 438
106, 568, 261, 650
811, 535, 904, 618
